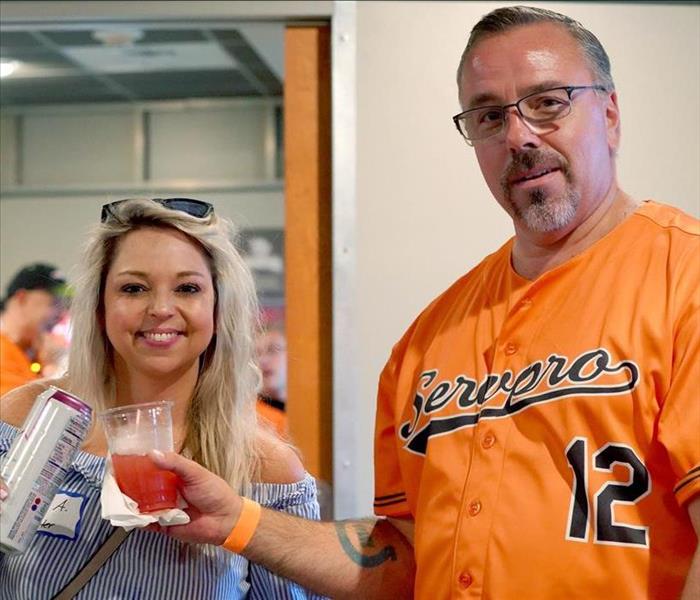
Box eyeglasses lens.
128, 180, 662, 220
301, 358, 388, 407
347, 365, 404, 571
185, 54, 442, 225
101, 198, 213, 222
519, 89, 572, 122
155, 198, 213, 218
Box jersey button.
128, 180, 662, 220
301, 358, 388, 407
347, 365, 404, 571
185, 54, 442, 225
520, 298, 533, 309
458, 572, 473, 588
482, 432, 496, 449
468, 499, 482, 516
504, 342, 518, 355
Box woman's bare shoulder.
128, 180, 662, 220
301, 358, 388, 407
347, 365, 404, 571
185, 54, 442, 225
0, 377, 69, 427
255, 427, 306, 485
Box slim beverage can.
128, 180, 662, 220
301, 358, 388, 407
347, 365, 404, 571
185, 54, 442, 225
0, 386, 92, 554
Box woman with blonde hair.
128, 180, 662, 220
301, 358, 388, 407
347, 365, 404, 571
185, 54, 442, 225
0, 198, 323, 599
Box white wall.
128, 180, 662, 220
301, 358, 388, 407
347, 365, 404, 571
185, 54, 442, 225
345, 1, 700, 516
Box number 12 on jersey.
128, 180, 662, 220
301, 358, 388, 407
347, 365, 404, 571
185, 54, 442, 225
565, 436, 650, 547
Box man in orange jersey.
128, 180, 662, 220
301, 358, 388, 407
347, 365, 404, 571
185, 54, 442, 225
137, 6, 698, 599
0, 263, 67, 396
255, 322, 288, 438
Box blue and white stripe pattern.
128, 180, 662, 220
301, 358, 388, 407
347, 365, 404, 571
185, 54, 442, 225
0, 422, 326, 599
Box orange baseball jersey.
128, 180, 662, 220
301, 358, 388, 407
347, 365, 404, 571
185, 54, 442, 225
256, 397, 288, 438
0, 332, 39, 397
374, 201, 699, 599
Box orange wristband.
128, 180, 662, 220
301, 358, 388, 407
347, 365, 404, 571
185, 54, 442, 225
221, 497, 262, 554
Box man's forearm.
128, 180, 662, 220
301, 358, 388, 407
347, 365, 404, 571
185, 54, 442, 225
146, 451, 415, 597
241, 510, 415, 599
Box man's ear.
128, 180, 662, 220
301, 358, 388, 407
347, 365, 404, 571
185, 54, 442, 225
605, 90, 621, 154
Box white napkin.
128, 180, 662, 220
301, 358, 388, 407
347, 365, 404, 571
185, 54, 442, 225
100, 459, 191, 530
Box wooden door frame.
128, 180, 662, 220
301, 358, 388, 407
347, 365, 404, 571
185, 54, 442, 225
284, 24, 333, 486
285, 4, 360, 519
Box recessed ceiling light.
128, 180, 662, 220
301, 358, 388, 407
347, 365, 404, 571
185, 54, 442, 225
92, 28, 144, 46
0, 59, 19, 78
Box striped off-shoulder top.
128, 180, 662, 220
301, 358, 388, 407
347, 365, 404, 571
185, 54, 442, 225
0, 421, 326, 599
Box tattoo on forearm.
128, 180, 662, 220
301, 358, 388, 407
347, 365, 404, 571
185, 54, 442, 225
335, 522, 397, 567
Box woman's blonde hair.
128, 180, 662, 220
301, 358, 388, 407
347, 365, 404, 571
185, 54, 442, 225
67, 198, 261, 491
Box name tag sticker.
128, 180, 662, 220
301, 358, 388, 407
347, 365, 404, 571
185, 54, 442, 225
38, 491, 87, 541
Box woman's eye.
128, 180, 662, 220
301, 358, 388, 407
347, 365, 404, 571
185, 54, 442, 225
121, 284, 146, 294
177, 283, 201, 294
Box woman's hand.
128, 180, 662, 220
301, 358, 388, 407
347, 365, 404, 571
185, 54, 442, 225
149, 451, 242, 545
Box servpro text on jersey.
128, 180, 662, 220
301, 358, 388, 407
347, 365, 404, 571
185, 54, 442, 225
399, 348, 640, 455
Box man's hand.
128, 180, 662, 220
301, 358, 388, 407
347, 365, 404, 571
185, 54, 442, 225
149, 450, 242, 545
149, 451, 416, 598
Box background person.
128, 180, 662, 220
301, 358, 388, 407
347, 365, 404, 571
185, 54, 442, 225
126, 7, 697, 600
0, 263, 67, 396
0, 198, 323, 599
255, 320, 287, 438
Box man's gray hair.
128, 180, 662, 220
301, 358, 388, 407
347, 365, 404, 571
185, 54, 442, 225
457, 5, 614, 91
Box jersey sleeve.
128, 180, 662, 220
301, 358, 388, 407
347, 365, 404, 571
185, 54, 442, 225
373, 332, 414, 518
658, 240, 700, 507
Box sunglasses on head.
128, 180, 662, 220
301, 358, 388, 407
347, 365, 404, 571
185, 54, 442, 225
100, 198, 214, 223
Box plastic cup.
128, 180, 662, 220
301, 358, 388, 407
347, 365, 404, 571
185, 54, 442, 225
99, 401, 178, 513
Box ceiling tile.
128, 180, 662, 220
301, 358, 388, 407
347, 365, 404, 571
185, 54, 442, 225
213, 29, 281, 95
110, 69, 260, 100
1, 26, 283, 106
0, 31, 44, 48
0, 76, 126, 105
139, 29, 207, 44
1, 47, 75, 67
40, 30, 102, 47
63, 42, 237, 74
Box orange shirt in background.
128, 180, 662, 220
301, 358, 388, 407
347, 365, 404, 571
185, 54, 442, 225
256, 397, 288, 439
0, 332, 38, 397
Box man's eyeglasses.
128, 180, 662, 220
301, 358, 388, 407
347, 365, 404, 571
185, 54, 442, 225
452, 85, 608, 146
100, 198, 214, 223
257, 343, 287, 357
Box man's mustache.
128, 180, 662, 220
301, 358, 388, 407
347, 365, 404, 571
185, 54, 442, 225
500, 149, 571, 191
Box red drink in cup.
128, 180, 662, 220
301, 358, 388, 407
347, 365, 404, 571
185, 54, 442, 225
100, 401, 179, 513
111, 454, 179, 513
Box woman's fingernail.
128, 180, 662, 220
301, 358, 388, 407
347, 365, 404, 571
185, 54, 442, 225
0, 488, 8, 501
150, 450, 165, 460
